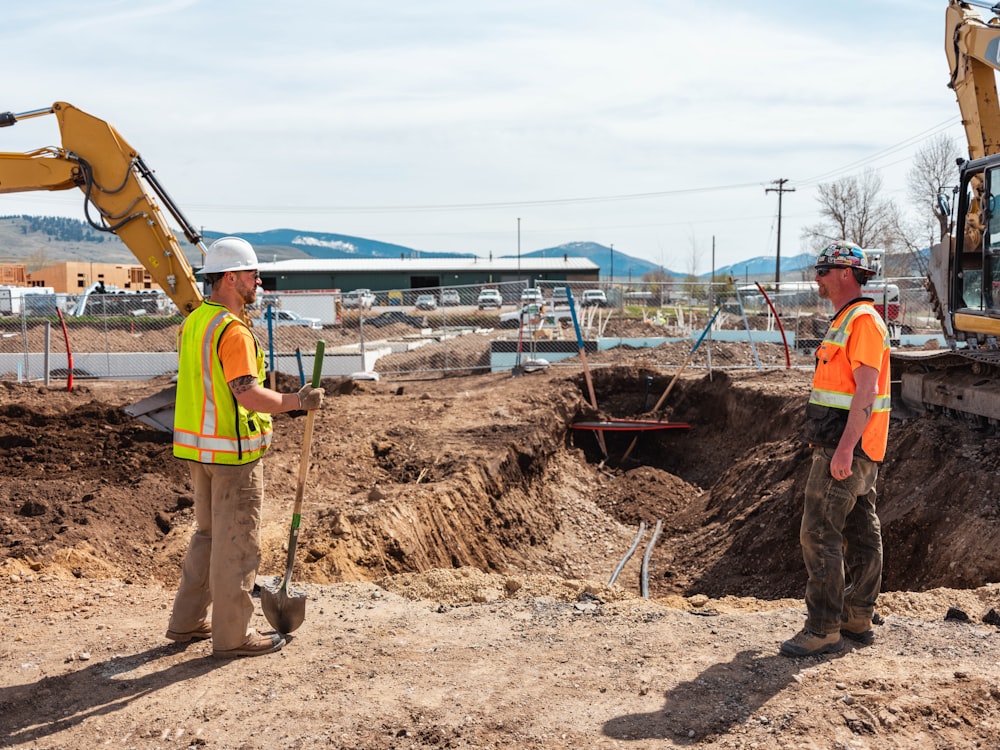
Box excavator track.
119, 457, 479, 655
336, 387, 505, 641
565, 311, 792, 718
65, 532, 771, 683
893, 348, 1000, 430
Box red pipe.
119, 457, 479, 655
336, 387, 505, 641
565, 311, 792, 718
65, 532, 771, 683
754, 282, 791, 369
56, 307, 74, 392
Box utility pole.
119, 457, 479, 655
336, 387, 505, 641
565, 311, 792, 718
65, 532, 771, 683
710, 235, 715, 310
765, 178, 795, 291
517, 218, 521, 281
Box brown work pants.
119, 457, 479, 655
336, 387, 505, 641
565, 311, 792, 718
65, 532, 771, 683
800, 447, 882, 636
168, 460, 264, 651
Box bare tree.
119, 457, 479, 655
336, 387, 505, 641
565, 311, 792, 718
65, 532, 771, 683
801, 170, 900, 251
883, 210, 927, 277
684, 231, 706, 301
906, 133, 961, 243
801, 138, 961, 278
685, 230, 702, 279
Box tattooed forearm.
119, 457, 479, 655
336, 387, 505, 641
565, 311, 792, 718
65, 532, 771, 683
229, 375, 257, 395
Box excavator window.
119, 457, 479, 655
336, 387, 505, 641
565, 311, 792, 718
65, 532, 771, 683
988, 168, 1000, 310
952, 161, 1000, 315
958, 170, 986, 310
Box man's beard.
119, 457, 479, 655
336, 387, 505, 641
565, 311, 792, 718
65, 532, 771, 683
240, 283, 257, 306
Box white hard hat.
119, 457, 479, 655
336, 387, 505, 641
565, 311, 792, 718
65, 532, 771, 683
200, 237, 259, 274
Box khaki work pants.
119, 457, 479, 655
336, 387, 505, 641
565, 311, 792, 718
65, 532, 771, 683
168, 460, 264, 651
800, 447, 882, 636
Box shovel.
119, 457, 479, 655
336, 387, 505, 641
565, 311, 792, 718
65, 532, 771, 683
261, 339, 325, 634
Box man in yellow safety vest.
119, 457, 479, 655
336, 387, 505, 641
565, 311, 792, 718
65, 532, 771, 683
167, 237, 325, 658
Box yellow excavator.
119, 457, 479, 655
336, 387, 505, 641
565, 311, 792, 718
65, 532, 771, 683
0, 101, 207, 428
896, 1, 1000, 428
0, 101, 205, 311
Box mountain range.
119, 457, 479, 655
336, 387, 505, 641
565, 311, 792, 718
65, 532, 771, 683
199, 229, 822, 281
0, 215, 824, 281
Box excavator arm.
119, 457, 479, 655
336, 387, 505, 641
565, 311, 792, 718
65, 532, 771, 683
946, 0, 1000, 161
0, 102, 205, 316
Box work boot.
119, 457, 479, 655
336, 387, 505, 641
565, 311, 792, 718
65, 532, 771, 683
212, 632, 285, 659
841, 608, 875, 645
780, 628, 843, 657
165, 623, 212, 643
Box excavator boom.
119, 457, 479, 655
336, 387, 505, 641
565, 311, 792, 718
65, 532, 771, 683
0, 102, 205, 316
0, 102, 210, 431
946, 0, 1000, 160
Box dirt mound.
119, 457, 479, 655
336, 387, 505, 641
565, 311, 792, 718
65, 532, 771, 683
4, 346, 1000, 748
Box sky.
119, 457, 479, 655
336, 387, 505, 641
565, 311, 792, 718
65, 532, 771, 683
0, 0, 976, 274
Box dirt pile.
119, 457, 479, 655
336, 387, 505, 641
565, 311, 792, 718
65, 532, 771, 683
3, 345, 1000, 748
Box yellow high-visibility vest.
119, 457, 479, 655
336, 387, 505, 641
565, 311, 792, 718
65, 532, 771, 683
172, 301, 272, 464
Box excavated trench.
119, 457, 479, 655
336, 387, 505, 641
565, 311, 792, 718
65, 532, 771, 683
562, 366, 1000, 601
291, 365, 982, 603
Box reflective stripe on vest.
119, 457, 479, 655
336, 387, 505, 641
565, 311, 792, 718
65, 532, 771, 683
810, 389, 892, 412
173, 302, 272, 464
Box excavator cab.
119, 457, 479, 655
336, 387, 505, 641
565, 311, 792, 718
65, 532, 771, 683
952, 156, 1000, 330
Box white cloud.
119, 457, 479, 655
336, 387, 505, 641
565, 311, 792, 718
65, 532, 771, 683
292, 236, 358, 253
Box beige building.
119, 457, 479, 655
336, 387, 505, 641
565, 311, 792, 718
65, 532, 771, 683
27, 261, 158, 294
0, 264, 28, 286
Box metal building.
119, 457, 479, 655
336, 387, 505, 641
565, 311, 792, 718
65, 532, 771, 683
255, 256, 600, 293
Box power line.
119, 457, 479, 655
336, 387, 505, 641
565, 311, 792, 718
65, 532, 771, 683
795, 117, 961, 187
187, 182, 765, 215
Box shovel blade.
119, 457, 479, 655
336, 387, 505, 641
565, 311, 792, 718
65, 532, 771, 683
261, 583, 306, 634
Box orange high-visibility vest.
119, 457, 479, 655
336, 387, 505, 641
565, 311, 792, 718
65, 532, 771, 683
805, 300, 891, 462
172, 301, 272, 464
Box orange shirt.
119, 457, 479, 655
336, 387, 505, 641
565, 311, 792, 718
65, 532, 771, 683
217, 322, 259, 383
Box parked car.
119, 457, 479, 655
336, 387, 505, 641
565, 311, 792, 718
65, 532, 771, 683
415, 293, 437, 311
342, 289, 376, 309
581, 289, 608, 307
266, 309, 323, 329
550, 287, 569, 307
440, 289, 461, 306
363, 311, 424, 328
477, 288, 504, 309
520, 288, 544, 304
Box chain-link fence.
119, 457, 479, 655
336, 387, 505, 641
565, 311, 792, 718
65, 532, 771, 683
0, 277, 943, 384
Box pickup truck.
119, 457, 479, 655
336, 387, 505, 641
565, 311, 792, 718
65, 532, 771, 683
581, 289, 608, 307
498, 305, 573, 329
266, 309, 323, 329
342, 289, 376, 309
520, 288, 544, 304
477, 288, 503, 309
